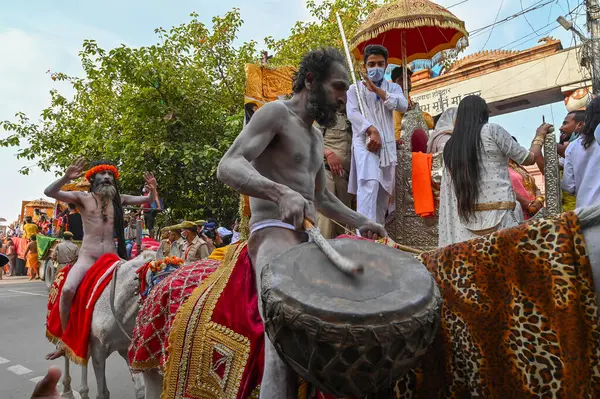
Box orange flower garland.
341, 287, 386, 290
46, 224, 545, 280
85, 164, 120, 182
149, 256, 184, 273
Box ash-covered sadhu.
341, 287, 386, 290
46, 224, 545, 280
43, 157, 157, 360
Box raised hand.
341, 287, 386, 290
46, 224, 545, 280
360, 71, 378, 93
64, 157, 86, 181
143, 172, 157, 192
536, 123, 553, 137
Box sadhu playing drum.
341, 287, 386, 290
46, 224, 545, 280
218, 47, 440, 398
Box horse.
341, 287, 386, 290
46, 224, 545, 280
58, 250, 156, 399
138, 204, 600, 399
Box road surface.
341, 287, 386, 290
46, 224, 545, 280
0, 276, 136, 398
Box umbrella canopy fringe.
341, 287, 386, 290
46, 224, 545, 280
350, 17, 468, 51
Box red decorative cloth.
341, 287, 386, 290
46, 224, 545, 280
130, 237, 160, 258
46, 253, 121, 365
11, 237, 28, 259
128, 258, 220, 372
163, 243, 265, 399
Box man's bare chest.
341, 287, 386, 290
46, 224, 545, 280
269, 123, 323, 172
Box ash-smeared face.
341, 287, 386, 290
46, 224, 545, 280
91, 170, 117, 199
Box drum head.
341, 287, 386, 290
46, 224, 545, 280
263, 238, 435, 323
261, 239, 441, 396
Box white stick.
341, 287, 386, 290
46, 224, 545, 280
336, 12, 366, 116
304, 220, 363, 275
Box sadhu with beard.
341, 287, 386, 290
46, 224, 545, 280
43, 158, 157, 359
218, 47, 385, 399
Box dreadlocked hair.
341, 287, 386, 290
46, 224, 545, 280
88, 160, 128, 260
581, 96, 600, 150
292, 47, 346, 94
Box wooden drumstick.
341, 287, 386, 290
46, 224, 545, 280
303, 219, 364, 275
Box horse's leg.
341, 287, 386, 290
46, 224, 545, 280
142, 369, 163, 399
80, 361, 90, 399
90, 345, 109, 399
61, 357, 75, 399
118, 349, 144, 399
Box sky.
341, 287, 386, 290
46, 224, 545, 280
0, 0, 589, 221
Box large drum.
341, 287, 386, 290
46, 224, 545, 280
261, 239, 442, 397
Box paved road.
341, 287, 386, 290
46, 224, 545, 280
0, 277, 136, 398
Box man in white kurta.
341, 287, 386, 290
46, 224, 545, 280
347, 45, 408, 224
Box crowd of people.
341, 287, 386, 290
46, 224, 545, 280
314, 44, 600, 250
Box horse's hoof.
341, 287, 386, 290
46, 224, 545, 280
79, 390, 90, 399
61, 390, 75, 399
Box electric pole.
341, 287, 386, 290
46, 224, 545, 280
587, 0, 600, 93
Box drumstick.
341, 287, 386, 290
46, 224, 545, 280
303, 219, 364, 275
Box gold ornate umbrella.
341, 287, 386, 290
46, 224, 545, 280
60, 178, 90, 192
350, 0, 468, 65
26, 199, 55, 209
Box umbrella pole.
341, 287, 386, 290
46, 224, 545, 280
402, 31, 408, 99
336, 12, 366, 115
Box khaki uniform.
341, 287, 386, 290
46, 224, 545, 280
183, 235, 209, 264
157, 239, 170, 260
52, 240, 79, 271
317, 113, 355, 239
170, 237, 185, 259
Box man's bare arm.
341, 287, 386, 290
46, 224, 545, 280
44, 176, 83, 205
121, 194, 153, 206
121, 172, 157, 206
217, 102, 288, 202
44, 158, 87, 205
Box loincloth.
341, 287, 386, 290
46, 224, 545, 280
250, 219, 310, 240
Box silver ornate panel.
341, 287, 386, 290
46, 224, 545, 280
386, 108, 439, 250
543, 132, 562, 216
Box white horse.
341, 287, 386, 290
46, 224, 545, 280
139, 205, 600, 399
59, 251, 156, 399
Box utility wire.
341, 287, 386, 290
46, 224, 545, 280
447, 0, 470, 9
521, 0, 542, 36
470, 0, 553, 38
480, 0, 505, 50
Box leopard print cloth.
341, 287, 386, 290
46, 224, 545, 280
394, 211, 600, 398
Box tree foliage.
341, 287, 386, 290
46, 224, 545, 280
265, 0, 383, 67
1, 1, 385, 222
2, 10, 257, 223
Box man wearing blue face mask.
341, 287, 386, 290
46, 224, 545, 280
347, 44, 408, 224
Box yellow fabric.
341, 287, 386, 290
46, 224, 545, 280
561, 170, 577, 212
23, 224, 38, 239
208, 246, 228, 261
244, 64, 296, 108
26, 253, 39, 269
394, 110, 434, 141
563, 191, 577, 212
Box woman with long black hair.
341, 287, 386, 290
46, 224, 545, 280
439, 95, 551, 247
562, 96, 600, 208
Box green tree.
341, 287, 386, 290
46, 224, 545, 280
1, 10, 258, 223
265, 0, 383, 67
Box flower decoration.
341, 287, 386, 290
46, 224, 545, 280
149, 256, 184, 273
85, 164, 120, 182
